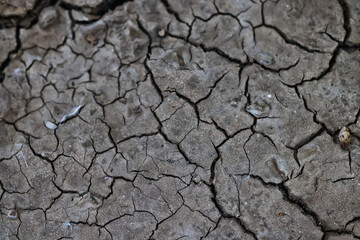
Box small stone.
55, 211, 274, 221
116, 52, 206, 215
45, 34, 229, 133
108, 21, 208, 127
176, 52, 185, 66
7, 209, 18, 219
245, 97, 271, 118
230, 100, 238, 107
86, 34, 98, 45
158, 29, 166, 37
63, 222, 72, 232
339, 126, 350, 149
45, 121, 57, 130
39, 7, 58, 29
258, 53, 275, 66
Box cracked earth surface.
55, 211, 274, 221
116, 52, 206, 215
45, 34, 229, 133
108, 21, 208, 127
0, 0, 359, 239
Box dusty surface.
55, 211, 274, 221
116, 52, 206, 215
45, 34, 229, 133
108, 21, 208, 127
0, 0, 359, 239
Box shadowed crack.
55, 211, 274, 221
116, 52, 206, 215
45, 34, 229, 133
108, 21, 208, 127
208, 134, 259, 239
0, 0, 359, 239
0, 27, 21, 83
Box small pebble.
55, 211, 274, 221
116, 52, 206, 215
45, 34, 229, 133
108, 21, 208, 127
7, 210, 17, 219
339, 126, 350, 149
158, 29, 166, 37
176, 52, 185, 66
230, 100, 238, 107
258, 53, 275, 66
39, 7, 58, 29
86, 34, 98, 45
45, 121, 57, 130
63, 222, 73, 232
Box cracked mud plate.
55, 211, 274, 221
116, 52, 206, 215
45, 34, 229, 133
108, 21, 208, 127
0, 0, 360, 239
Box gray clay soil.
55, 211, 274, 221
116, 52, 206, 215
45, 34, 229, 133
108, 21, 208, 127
0, 0, 360, 239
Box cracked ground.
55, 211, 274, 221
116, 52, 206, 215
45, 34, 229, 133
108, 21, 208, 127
0, 0, 359, 239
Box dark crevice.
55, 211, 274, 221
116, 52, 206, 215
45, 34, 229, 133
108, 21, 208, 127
195, 70, 230, 105
0, 0, 58, 29
173, 91, 201, 128
332, 176, 355, 183
208, 160, 258, 239
340, 44, 360, 52
148, 204, 183, 239
348, 149, 353, 174
243, 131, 255, 175
210, 118, 229, 139
176, 141, 202, 168
289, 127, 325, 151
144, 59, 164, 102
59, 0, 133, 16
257, 131, 278, 150
322, 231, 360, 240
137, 17, 152, 58
262, 24, 326, 54
257, 58, 300, 74
198, 43, 245, 65
0, 26, 21, 83
209, 142, 220, 185
277, 183, 325, 230
260, 1, 326, 54
159, 0, 189, 27
208, 134, 258, 238
166, 31, 247, 65
116, 132, 159, 145
300, 46, 341, 84
209, 189, 259, 239
337, 0, 351, 43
